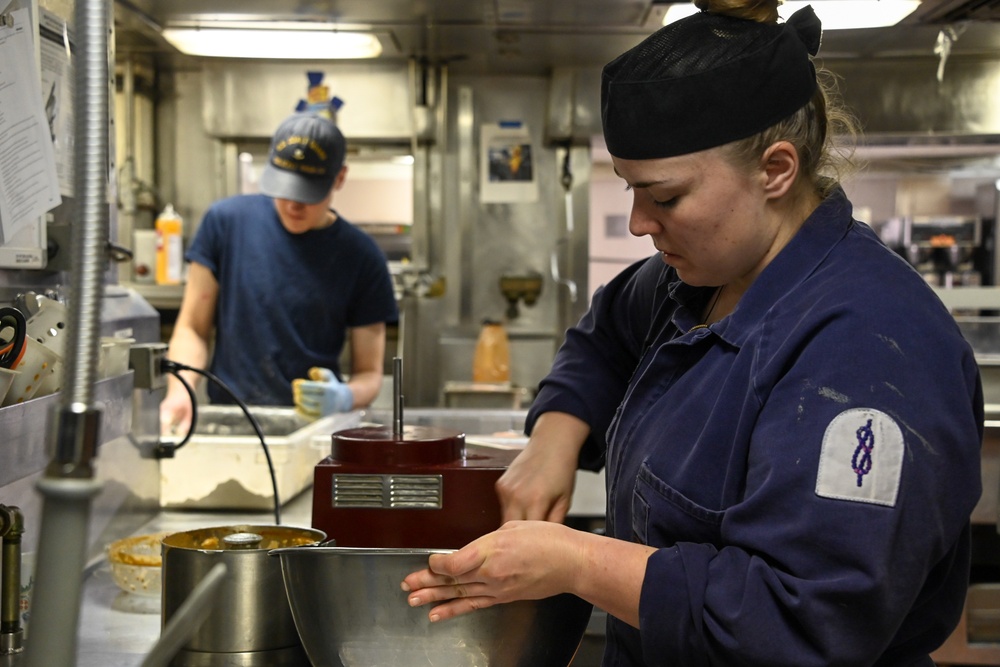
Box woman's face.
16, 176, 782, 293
613, 147, 788, 289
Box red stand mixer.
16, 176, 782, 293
311, 359, 520, 548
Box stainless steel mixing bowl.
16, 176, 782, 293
270, 546, 593, 667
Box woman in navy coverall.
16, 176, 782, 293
403, 1, 984, 664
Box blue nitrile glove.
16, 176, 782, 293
292, 367, 353, 418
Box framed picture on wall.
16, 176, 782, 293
480, 121, 538, 204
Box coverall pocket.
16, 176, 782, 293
632, 461, 724, 548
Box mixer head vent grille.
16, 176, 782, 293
332, 474, 443, 509
390, 475, 444, 508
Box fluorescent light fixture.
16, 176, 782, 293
162, 23, 383, 59
662, 1, 921, 31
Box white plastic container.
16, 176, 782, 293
132, 229, 157, 284
24, 297, 68, 357
159, 407, 361, 509
98, 336, 135, 379
3, 338, 59, 406
0, 367, 18, 405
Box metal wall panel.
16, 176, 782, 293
830, 56, 1000, 137
409, 73, 590, 405
559, 57, 1000, 141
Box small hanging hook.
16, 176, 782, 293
106, 241, 134, 264
934, 24, 968, 84
560, 141, 573, 193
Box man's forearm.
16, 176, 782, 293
165, 326, 210, 395
346, 369, 383, 408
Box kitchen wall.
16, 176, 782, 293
428, 74, 591, 405
144, 60, 592, 406
588, 139, 1000, 306
588, 144, 654, 302
134, 49, 1000, 406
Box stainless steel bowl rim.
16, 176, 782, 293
162, 524, 326, 552
269, 546, 455, 557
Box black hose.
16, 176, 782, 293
0, 307, 27, 369
161, 359, 281, 525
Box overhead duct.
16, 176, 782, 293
200, 61, 414, 141
827, 56, 1000, 138
905, 0, 1000, 23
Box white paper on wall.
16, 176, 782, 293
0, 7, 61, 267
39, 8, 73, 197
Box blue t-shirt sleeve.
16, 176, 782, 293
185, 204, 226, 275
343, 236, 398, 327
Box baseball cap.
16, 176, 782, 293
259, 113, 347, 204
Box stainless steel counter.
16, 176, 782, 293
57, 489, 605, 667
3, 406, 610, 667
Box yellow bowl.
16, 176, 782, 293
107, 532, 169, 597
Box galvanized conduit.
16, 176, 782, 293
24, 0, 110, 664
61, 0, 110, 409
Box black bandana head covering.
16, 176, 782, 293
601, 5, 822, 160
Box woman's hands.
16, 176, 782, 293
401, 410, 659, 627
495, 412, 590, 522
400, 521, 584, 621
401, 520, 656, 628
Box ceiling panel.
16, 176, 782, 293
114, 0, 1000, 75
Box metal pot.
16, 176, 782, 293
161, 524, 326, 666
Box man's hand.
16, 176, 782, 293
292, 367, 354, 418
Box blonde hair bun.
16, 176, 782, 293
693, 0, 781, 23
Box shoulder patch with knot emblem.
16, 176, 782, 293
815, 407, 903, 507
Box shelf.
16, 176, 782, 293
935, 429, 1000, 664
933, 608, 1000, 665
934, 286, 1000, 312
0, 372, 135, 487
122, 282, 185, 310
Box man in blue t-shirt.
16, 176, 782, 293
160, 112, 398, 434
